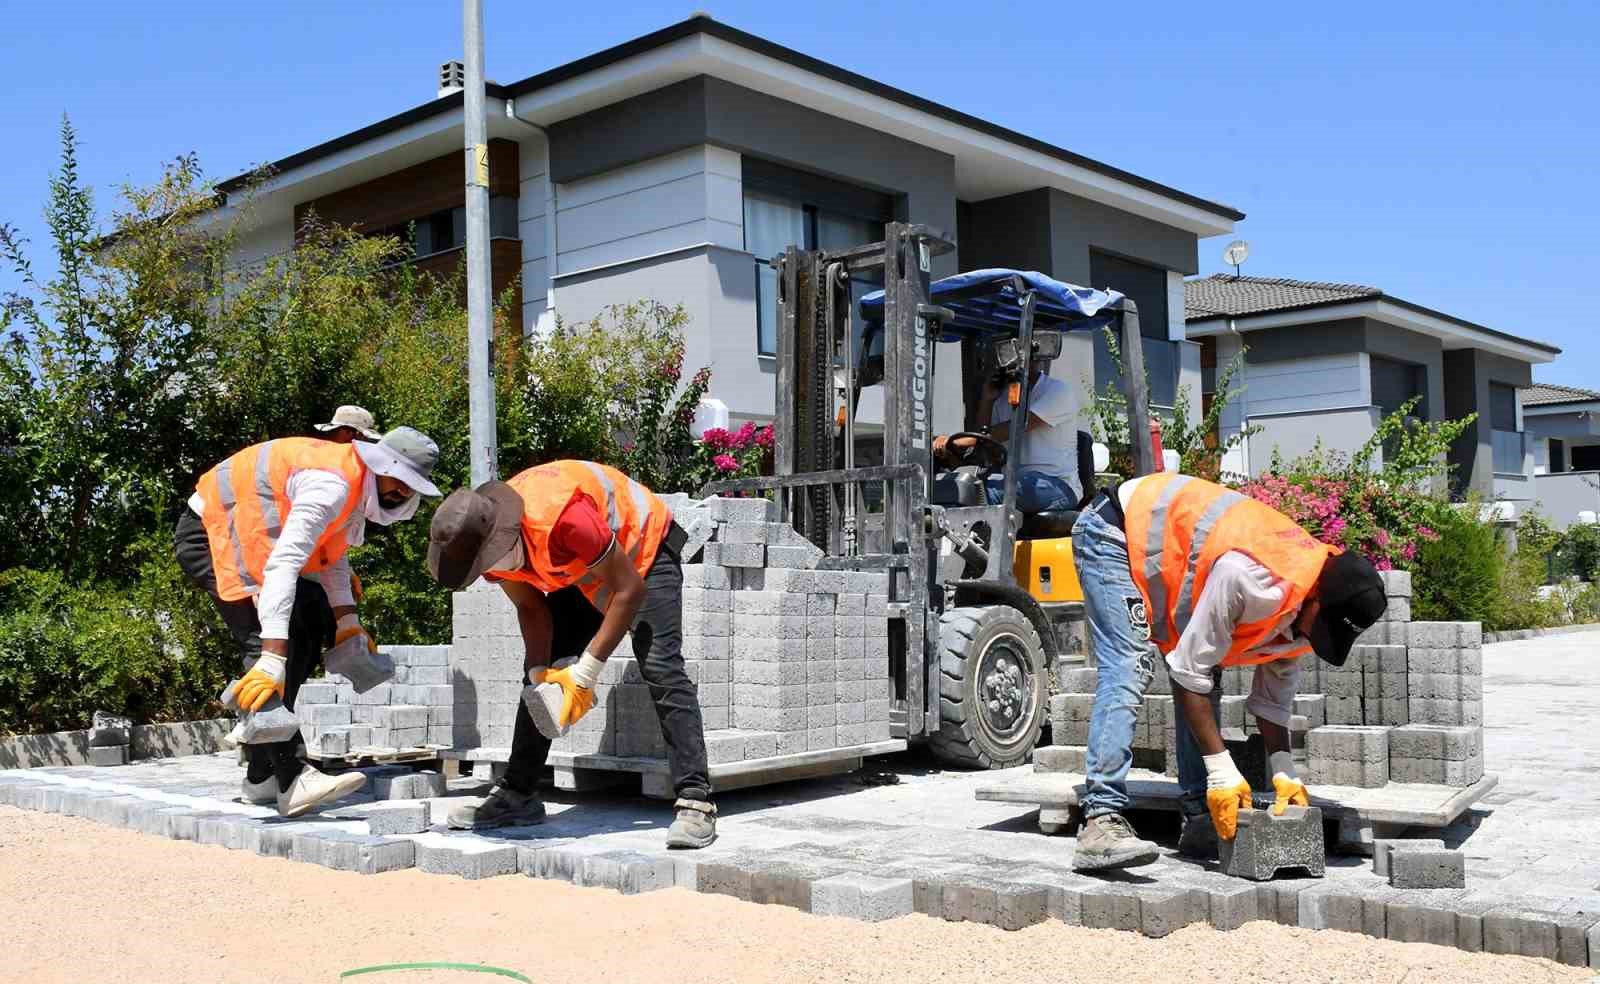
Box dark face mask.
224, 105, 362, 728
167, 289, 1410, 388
379, 491, 411, 511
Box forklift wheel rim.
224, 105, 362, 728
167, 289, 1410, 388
975, 630, 1035, 745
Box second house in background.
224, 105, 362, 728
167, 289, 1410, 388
1185, 275, 1560, 508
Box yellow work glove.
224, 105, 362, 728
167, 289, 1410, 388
1202, 750, 1252, 841
532, 652, 604, 729
234, 653, 288, 713
335, 614, 377, 655
1269, 752, 1309, 815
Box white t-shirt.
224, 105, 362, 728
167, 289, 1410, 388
990, 372, 1079, 481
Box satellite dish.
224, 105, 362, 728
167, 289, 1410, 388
1223, 240, 1250, 275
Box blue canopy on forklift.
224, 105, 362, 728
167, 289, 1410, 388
858, 268, 1125, 342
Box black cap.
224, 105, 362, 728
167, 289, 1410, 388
426, 481, 524, 590
1307, 551, 1388, 667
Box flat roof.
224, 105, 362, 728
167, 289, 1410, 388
217, 15, 1243, 224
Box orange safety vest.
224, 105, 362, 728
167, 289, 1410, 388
489, 460, 671, 612
195, 438, 367, 602
1124, 473, 1335, 667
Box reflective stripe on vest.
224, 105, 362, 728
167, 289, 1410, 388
1141, 474, 1195, 646
491, 460, 670, 611
1125, 473, 1334, 667
212, 457, 257, 594
195, 438, 365, 602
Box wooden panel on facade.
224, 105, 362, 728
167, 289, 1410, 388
411, 238, 524, 334
294, 138, 519, 235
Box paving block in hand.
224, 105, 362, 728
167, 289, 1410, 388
1218, 807, 1325, 881
325, 635, 396, 693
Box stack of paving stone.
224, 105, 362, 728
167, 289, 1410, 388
448, 495, 892, 772
1038, 569, 1491, 795
88, 712, 133, 767
294, 646, 453, 757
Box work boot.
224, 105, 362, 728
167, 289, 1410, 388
240, 775, 278, 806
664, 798, 717, 849
446, 782, 546, 831
277, 766, 368, 818
1178, 811, 1219, 860
1071, 812, 1160, 871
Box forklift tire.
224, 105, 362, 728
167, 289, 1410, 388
929, 604, 1047, 769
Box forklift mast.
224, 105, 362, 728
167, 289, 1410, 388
704, 222, 1155, 742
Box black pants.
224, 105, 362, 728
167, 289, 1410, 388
174, 508, 336, 790
504, 535, 712, 802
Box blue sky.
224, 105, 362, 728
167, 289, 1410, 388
3, 1, 1595, 385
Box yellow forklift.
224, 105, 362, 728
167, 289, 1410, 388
704, 223, 1155, 768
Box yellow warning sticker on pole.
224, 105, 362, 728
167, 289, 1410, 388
472, 143, 490, 187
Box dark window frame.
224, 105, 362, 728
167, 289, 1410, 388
743, 160, 894, 358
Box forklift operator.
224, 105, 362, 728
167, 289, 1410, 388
932, 361, 1081, 513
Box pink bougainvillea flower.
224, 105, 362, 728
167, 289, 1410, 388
713, 453, 739, 472
730, 420, 757, 449
700, 427, 731, 450
754, 425, 775, 449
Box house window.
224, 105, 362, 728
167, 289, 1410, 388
1572, 444, 1600, 472
370, 195, 518, 260
1489, 382, 1523, 473
742, 159, 893, 357
1088, 251, 1176, 407
1371, 356, 1427, 420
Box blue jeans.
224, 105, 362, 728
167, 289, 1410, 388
1070, 501, 1157, 819
1173, 668, 1222, 821
985, 470, 1078, 512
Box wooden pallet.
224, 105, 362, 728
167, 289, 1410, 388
439, 741, 908, 798
304, 744, 447, 769
975, 767, 1498, 852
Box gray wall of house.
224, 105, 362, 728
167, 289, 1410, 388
1237, 317, 1445, 423
545, 77, 967, 430
550, 75, 958, 255
1532, 471, 1600, 529
1250, 405, 1382, 471
1443, 348, 1534, 498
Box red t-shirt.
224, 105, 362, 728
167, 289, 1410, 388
546, 491, 614, 568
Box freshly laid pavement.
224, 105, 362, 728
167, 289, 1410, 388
2, 630, 1598, 967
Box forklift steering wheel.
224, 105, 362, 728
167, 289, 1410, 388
945, 431, 1008, 472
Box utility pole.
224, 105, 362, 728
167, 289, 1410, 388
462, 0, 497, 485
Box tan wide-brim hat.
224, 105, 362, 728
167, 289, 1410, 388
315, 405, 381, 440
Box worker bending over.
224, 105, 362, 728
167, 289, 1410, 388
174, 427, 441, 816
426, 460, 716, 849
1068, 472, 1386, 870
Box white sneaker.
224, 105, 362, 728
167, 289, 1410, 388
240, 775, 278, 805
277, 767, 368, 818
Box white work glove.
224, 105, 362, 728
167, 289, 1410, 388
531, 652, 604, 728
1269, 749, 1310, 816
1203, 750, 1252, 841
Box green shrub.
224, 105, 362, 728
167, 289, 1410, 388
1554, 522, 1600, 582
0, 560, 231, 735
1412, 506, 1504, 626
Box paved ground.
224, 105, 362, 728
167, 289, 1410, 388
2, 630, 1598, 970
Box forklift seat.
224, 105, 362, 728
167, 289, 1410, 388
1019, 509, 1080, 539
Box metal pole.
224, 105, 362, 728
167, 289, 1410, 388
463, 0, 497, 485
